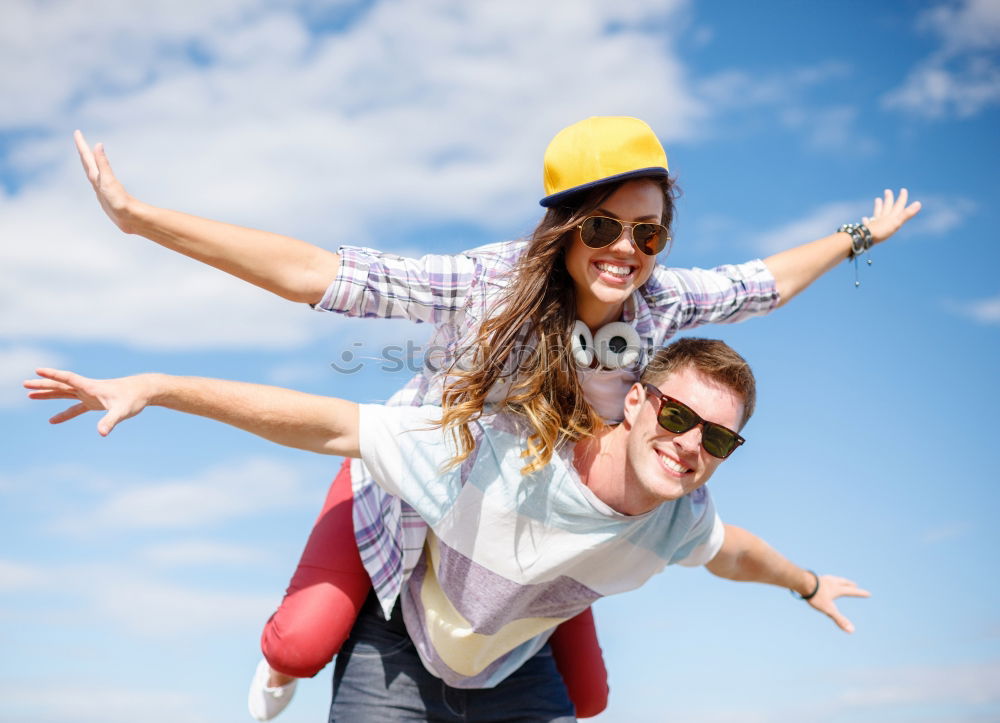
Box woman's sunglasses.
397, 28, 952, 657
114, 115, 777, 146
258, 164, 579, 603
643, 383, 745, 459
577, 216, 672, 256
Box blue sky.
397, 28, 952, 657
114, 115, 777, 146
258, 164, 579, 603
2, 1, 999, 721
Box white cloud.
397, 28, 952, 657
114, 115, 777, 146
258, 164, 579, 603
883, 0, 1000, 119
138, 539, 264, 567
749, 201, 868, 255
0, 683, 209, 723
91, 572, 275, 635
0, 187, 345, 350
3, 558, 277, 637
837, 662, 1000, 708
949, 292, 1000, 325
2, 0, 706, 351
664, 661, 1000, 722
695, 63, 875, 153
749, 193, 968, 255
921, 521, 974, 543
919, 0, 1000, 55
0, 0, 274, 127
699, 63, 850, 109
778, 105, 876, 154
884, 60, 1000, 119
906, 195, 976, 235
0, 558, 46, 590
0, 344, 66, 407
266, 359, 335, 387
51, 457, 312, 532
0, 462, 119, 496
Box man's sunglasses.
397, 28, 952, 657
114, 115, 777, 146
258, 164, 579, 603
577, 216, 672, 256
643, 383, 745, 459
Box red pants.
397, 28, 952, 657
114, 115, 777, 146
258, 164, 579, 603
260, 459, 610, 718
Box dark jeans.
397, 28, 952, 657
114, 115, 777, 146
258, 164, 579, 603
329, 593, 577, 722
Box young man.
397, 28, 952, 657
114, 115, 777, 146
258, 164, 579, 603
26, 338, 869, 721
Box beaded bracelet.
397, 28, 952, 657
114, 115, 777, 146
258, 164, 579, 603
838, 223, 873, 287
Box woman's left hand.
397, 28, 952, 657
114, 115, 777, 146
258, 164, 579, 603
863, 188, 922, 245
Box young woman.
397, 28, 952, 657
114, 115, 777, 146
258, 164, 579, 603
73, 116, 920, 720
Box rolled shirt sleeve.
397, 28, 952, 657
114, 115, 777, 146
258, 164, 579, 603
316, 245, 480, 324
646, 259, 780, 333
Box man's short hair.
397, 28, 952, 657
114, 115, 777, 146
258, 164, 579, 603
639, 338, 756, 429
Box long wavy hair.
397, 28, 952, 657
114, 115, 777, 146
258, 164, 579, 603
439, 176, 678, 474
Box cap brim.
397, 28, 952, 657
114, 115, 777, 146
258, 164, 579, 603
539, 167, 669, 208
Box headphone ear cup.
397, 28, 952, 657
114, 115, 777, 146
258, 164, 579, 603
570, 320, 595, 368
593, 322, 641, 369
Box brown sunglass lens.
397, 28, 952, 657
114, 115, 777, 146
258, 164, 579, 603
581, 217, 622, 248
657, 402, 696, 434
701, 424, 740, 459
658, 399, 740, 459
581, 217, 668, 255
632, 224, 664, 254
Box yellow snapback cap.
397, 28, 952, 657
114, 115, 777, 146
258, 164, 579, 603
540, 116, 669, 207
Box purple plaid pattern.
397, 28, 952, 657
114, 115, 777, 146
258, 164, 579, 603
320, 240, 779, 615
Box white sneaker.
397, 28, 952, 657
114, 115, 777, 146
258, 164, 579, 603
247, 658, 298, 721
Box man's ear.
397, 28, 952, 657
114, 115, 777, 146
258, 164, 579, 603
622, 383, 645, 428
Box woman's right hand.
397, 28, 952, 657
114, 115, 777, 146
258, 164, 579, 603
74, 130, 137, 233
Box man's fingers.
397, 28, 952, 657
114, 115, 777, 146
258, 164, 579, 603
35, 368, 87, 388
830, 609, 855, 634
815, 595, 856, 633
812, 576, 869, 632
26, 390, 78, 401
24, 377, 75, 392
50, 403, 89, 425
823, 575, 872, 599
97, 407, 126, 436
838, 585, 872, 599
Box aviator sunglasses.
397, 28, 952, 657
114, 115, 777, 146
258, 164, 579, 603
642, 383, 745, 459
577, 216, 672, 256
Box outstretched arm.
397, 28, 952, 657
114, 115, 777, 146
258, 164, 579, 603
764, 188, 921, 305
75, 131, 340, 305
25, 368, 360, 457
705, 524, 870, 633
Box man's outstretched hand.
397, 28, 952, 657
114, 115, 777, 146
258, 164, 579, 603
807, 574, 871, 633
25, 368, 158, 436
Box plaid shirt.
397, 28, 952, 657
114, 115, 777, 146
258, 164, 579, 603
316, 239, 779, 616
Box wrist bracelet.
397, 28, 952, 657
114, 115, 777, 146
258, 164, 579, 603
838, 223, 873, 287
790, 570, 820, 601
838, 223, 872, 258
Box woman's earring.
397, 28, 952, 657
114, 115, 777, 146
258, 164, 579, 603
593, 322, 640, 369
571, 320, 595, 368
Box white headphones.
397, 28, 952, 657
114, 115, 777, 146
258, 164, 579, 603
570, 320, 641, 369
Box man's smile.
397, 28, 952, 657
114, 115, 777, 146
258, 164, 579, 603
655, 448, 691, 477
